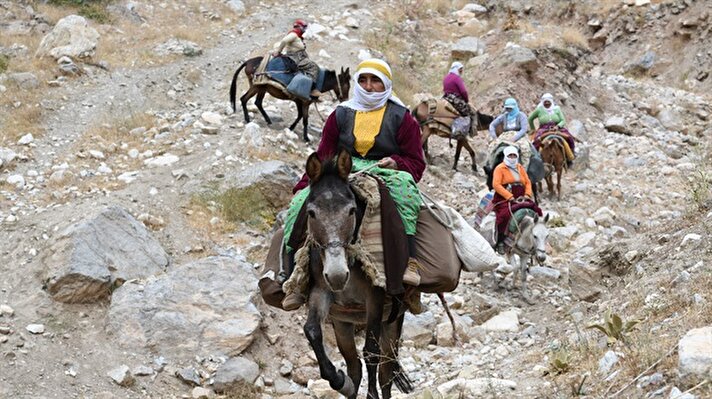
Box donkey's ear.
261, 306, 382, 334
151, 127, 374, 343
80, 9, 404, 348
345, 67, 350, 75
543, 213, 550, 224
306, 152, 322, 183
340, 66, 344, 73
336, 149, 352, 181
532, 214, 539, 224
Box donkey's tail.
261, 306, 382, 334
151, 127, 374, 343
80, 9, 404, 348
229, 61, 248, 113
437, 292, 460, 346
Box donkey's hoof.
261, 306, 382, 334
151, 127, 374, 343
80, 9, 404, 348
336, 371, 356, 397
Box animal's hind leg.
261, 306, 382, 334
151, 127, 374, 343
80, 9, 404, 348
460, 138, 477, 172
301, 102, 310, 142
254, 91, 272, 124
240, 87, 258, 123
556, 167, 562, 200
332, 321, 361, 399
452, 140, 463, 170
303, 288, 355, 397
545, 173, 554, 199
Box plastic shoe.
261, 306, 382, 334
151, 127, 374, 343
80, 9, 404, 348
281, 292, 306, 311
403, 258, 421, 286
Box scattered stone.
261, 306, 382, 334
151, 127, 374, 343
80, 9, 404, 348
604, 116, 628, 134
461, 3, 488, 14
7, 175, 25, 189
213, 357, 260, 393
176, 367, 201, 386
500, 43, 537, 73
36, 15, 100, 59
201, 111, 223, 126
42, 206, 169, 303
479, 310, 519, 332
451, 36, 485, 60
89, 150, 105, 159
279, 359, 293, 377
154, 38, 203, 57
17, 133, 34, 145
132, 366, 154, 376
117, 171, 139, 184
107, 365, 134, 387
308, 379, 342, 399
26, 324, 45, 334
437, 378, 516, 397
678, 326, 712, 382
681, 233, 701, 247
598, 350, 619, 375
191, 387, 216, 399
0, 305, 14, 317
529, 266, 560, 280
0, 148, 18, 168
345, 17, 359, 29
240, 122, 263, 146
144, 153, 179, 167
226, 0, 245, 15
402, 311, 436, 347
669, 386, 697, 399
7, 72, 40, 90
357, 49, 372, 61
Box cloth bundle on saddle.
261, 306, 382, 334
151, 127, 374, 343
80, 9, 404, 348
254, 55, 326, 101
418, 98, 472, 139
259, 174, 502, 311
536, 131, 575, 162
503, 206, 538, 247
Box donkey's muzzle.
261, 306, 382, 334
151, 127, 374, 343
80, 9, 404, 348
324, 271, 350, 292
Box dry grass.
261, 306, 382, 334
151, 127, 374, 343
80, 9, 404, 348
561, 27, 590, 50
77, 110, 155, 148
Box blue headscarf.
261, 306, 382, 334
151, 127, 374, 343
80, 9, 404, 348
504, 98, 519, 122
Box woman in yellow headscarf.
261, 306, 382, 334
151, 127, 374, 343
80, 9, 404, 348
281, 59, 426, 309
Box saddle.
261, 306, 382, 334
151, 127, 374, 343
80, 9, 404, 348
254, 55, 326, 100
419, 98, 460, 134
539, 132, 574, 161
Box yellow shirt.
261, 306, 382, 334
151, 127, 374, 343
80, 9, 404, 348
353, 106, 387, 156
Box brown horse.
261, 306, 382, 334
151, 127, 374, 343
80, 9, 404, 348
229, 56, 351, 142
411, 100, 494, 171
539, 134, 567, 200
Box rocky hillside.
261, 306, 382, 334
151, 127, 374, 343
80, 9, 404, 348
0, 0, 710, 398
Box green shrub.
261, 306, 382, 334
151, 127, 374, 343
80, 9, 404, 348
47, 0, 113, 24
0, 55, 8, 74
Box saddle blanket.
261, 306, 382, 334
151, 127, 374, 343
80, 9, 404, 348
255, 55, 326, 100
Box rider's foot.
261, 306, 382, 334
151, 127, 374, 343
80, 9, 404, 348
282, 292, 306, 311
496, 242, 505, 255
403, 258, 421, 286
310, 89, 322, 97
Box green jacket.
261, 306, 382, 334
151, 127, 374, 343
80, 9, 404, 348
528, 106, 565, 130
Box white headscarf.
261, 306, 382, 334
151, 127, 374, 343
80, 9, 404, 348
538, 93, 558, 115
503, 146, 519, 169
339, 58, 404, 112
449, 61, 464, 75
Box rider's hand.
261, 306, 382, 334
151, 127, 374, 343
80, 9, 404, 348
377, 157, 397, 169
272, 51, 280, 57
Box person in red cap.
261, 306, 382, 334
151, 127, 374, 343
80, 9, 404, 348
273, 19, 321, 97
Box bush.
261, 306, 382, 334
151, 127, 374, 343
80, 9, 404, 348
47, 0, 113, 24
0, 55, 8, 74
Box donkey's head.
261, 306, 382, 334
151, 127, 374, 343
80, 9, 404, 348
335, 67, 351, 102
519, 213, 550, 263
305, 149, 356, 292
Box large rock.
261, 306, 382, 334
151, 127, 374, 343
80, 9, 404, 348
568, 119, 587, 142
217, 161, 299, 226
0, 148, 17, 169
36, 15, 100, 59
7, 72, 39, 90
108, 256, 261, 360
213, 357, 260, 393
479, 309, 519, 332
153, 38, 203, 57
42, 206, 169, 303
451, 36, 485, 60
678, 326, 712, 382
500, 44, 537, 73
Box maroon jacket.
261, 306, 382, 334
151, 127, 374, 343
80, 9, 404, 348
293, 105, 425, 193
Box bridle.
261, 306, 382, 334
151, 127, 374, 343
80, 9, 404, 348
311, 239, 351, 250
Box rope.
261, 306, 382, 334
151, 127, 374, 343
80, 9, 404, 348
419, 190, 454, 230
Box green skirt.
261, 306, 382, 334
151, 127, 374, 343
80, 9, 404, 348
283, 158, 421, 250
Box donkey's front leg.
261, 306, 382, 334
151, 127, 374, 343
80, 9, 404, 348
520, 255, 534, 304
304, 288, 355, 397
364, 288, 386, 399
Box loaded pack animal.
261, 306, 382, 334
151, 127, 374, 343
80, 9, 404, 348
411, 99, 494, 171
297, 149, 414, 399
484, 143, 546, 204
501, 212, 549, 303
538, 132, 569, 200
229, 56, 351, 142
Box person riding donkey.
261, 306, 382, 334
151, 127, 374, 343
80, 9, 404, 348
492, 146, 543, 254
528, 93, 577, 167
279, 58, 427, 311
273, 19, 322, 98
487, 97, 533, 169
442, 61, 478, 133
